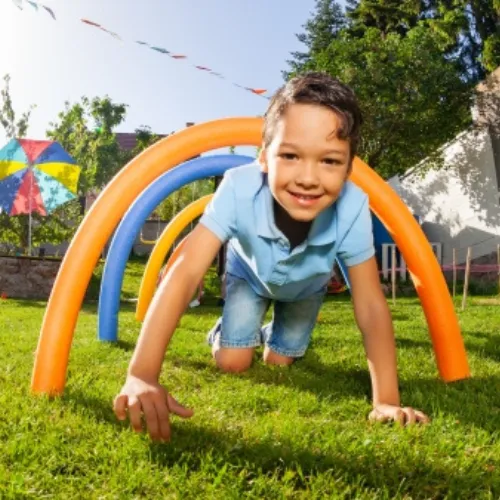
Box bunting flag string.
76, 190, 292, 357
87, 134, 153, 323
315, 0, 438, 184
12, 0, 56, 20
10, 0, 269, 99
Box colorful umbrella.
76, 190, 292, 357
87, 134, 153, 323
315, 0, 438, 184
0, 138, 81, 254
0, 138, 80, 215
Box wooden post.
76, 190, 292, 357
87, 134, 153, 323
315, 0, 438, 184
452, 248, 457, 298
391, 245, 397, 306
461, 247, 472, 311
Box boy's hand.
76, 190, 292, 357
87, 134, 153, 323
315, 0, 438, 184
113, 375, 193, 442
369, 404, 430, 425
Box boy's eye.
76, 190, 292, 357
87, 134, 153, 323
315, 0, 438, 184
279, 152, 298, 160
323, 158, 342, 166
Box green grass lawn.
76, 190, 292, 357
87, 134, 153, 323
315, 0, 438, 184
1, 266, 500, 498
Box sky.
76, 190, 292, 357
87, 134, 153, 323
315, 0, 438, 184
0, 0, 345, 151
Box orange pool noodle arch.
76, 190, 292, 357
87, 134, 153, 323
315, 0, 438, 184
31, 117, 470, 395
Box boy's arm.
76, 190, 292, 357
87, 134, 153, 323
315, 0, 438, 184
347, 256, 429, 425
114, 223, 223, 441
129, 223, 223, 380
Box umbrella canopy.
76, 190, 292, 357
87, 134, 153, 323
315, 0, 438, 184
0, 138, 81, 216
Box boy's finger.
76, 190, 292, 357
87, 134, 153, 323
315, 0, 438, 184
393, 409, 405, 425
402, 407, 416, 425
415, 410, 431, 424
113, 394, 128, 421
140, 397, 160, 441
127, 396, 143, 433
154, 398, 172, 442
166, 393, 194, 419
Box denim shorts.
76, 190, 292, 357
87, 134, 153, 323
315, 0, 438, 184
207, 272, 325, 358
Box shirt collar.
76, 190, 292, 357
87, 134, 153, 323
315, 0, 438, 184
255, 174, 282, 239
254, 173, 338, 246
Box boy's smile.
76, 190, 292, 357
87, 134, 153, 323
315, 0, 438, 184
259, 103, 351, 223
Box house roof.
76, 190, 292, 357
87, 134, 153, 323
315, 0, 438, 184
115, 123, 195, 151
115, 132, 167, 151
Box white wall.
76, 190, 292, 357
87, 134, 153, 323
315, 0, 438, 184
388, 128, 500, 265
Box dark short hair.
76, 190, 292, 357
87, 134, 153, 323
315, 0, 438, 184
263, 72, 363, 160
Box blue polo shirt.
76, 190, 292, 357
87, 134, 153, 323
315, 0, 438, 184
199, 162, 374, 301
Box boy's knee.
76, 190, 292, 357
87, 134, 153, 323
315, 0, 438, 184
214, 348, 253, 373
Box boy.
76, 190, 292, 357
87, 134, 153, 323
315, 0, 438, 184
113, 72, 429, 442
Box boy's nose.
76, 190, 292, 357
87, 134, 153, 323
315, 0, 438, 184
296, 162, 320, 187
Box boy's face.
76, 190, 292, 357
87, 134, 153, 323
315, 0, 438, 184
259, 103, 351, 223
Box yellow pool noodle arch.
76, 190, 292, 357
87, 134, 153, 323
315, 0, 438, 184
136, 194, 212, 319
31, 117, 470, 396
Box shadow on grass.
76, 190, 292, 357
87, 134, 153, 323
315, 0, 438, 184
109, 339, 136, 352
110, 345, 500, 433
62, 388, 119, 427
396, 333, 500, 364
404, 375, 500, 434
146, 421, 498, 498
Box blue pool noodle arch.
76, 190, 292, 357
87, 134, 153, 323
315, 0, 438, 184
98, 154, 254, 342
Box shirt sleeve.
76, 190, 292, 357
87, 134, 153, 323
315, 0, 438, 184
198, 171, 237, 243
337, 196, 375, 267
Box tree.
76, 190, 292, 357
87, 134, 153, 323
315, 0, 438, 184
310, 26, 472, 178
0, 74, 35, 140
46, 96, 128, 206
283, 0, 499, 179
127, 125, 162, 160
346, 0, 421, 36
348, 0, 500, 79
284, 0, 347, 77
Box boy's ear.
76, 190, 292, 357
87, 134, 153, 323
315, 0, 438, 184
346, 160, 353, 178
258, 147, 268, 173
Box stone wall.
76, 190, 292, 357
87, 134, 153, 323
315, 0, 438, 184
0, 256, 61, 299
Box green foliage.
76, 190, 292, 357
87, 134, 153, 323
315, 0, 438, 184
46, 96, 128, 196
0, 201, 82, 255
127, 125, 162, 160
284, 1, 485, 178
310, 26, 472, 177
347, 0, 421, 36
153, 177, 215, 223
0, 74, 35, 139
483, 32, 500, 72
347, 0, 500, 80
284, 0, 346, 78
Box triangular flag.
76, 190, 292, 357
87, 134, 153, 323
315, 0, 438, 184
81, 19, 101, 28
247, 88, 267, 95
100, 27, 122, 41
42, 5, 55, 19
150, 46, 169, 54
26, 0, 38, 10
171, 55, 187, 59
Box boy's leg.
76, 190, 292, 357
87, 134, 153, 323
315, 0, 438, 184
207, 273, 270, 373
262, 291, 325, 366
